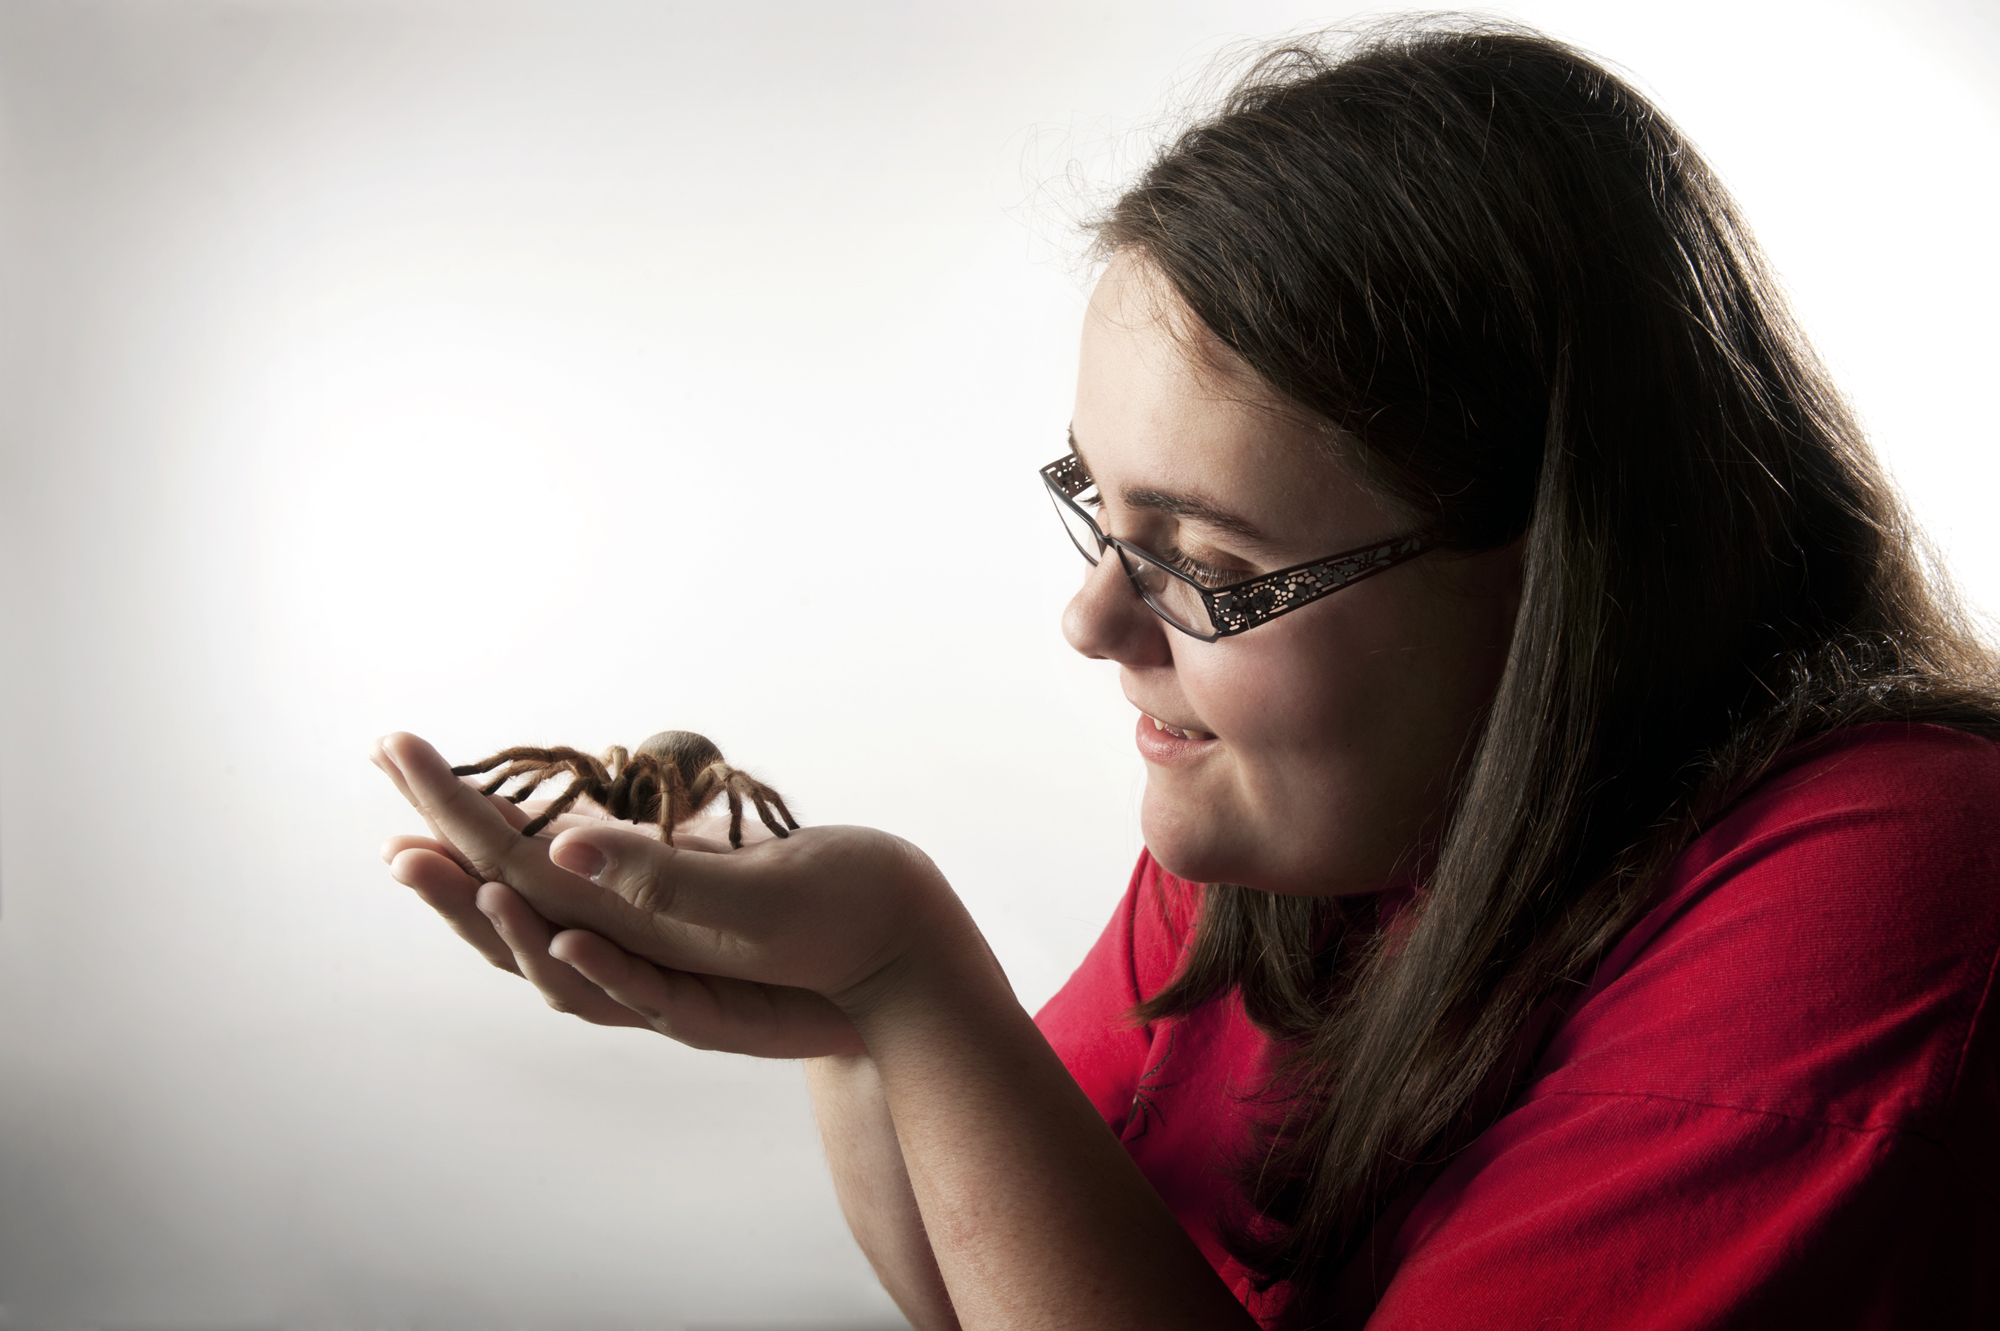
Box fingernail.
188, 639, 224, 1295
374, 739, 405, 776
551, 841, 607, 882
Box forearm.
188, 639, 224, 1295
847, 925, 1259, 1331
807, 1053, 960, 1331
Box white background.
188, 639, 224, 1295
0, 2, 1993, 1328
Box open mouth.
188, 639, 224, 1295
1146, 715, 1216, 742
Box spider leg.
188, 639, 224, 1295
723, 782, 746, 849
729, 772, 794, 841
507, 755, 584, 803
453, 746, 605, 804
658, 756, 697, 846
617, 752, 668, 837
529, 752, 609, 814
622, 752, 662, 840
496, 761, 560, 801
770, 793, 799, 831
521, 775, 593, 838
611, 751, 650, 826
450, 745, 568, 778
686, 763, 722, 812
602, 747, 643, 820
562, 753, 616, 818
469, 757, 556, 798
750, 777, 799, 833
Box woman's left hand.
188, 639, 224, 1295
372, 732, 979, 1055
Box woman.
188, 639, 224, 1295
376, 20, 2000, 1329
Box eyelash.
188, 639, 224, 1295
1080, 493, 1243, 589
1161, 547, 1240, 589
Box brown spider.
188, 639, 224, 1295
450, 730, 798, 848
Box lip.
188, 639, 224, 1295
1134, 712, 1220, 764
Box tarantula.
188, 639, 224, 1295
450, 730, 798, 848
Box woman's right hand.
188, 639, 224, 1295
373, 731, 990, 1033
379, 789, 865, 1060
374, 730, 1257, 1331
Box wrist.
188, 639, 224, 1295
831, 902, 1016, 1049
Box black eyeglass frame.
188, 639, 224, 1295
1041, 453, 1438, 641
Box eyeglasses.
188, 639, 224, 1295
1041, 453, 1436, 641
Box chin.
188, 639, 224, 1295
1143, 839, 1230, 887
1139, 793, 1265, 889
1140, 796, 1397, 897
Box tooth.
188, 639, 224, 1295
1153, 717, 1165, 730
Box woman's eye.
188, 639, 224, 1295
1165, 546, 1245, 589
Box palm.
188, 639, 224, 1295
382, 792, 865, 1058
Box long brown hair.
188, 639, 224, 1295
1096, 19, 2000, 1325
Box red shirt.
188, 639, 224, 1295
1034, 723, 2000, 1327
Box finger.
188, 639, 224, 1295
477, 883, 650, 1029
370, 734, 420, 804
488, 790, 535, 832
549, 929, 864, 1056
377, 730, 550, 873
387, 845, 519, 974
372, 736, 477, 874
377, 733, 656, 941
382, 833, 452, 863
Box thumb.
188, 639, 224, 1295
545, 822, 742, 968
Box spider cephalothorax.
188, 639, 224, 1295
450, 730, 798, 848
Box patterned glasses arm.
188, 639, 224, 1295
1202, 534, 1434, 636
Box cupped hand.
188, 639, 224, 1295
373, 731, 976, 1054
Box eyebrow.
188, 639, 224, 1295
1068, 426, 1275, 545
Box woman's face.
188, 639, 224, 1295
1063, 255, 1522, 896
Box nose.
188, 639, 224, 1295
1062, 552, 1172, 666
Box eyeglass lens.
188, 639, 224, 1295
1046, 486, 1219, 638
1050, 488, 1106, 566
1119, 547, 1217, 638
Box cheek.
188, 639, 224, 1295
1158, 580, 1512, 891
1148, 629, 1403, 892
1186, 639, 1340, 759
1201, 620, 1406, 808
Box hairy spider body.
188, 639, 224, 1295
449, 730, 798, 848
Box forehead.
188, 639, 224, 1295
1072, 255, 1405, 541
